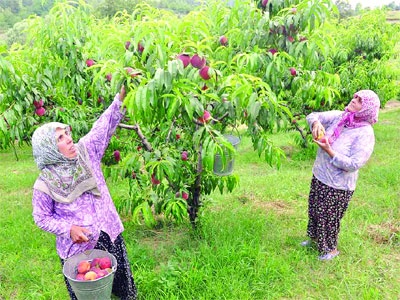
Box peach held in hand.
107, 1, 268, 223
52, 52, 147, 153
319, 137, 328, 143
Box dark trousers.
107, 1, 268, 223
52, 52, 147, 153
307, 176, 354, 254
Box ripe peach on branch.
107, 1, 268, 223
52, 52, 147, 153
177, 53, 191, 68
190, 54, 206, 69
219, 35, 228, 46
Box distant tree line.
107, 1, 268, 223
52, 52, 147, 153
0, 0, 55, 30
335, 0, 400, 19
93, 0, 200, 18
1, 0, 398, 38
0, 0, 200, 32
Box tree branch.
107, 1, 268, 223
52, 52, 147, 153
165, 118, 176, 143
118, 123, 153, 152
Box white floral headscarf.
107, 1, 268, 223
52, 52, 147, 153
32, 122, 100, 203
353, 90, 380, 125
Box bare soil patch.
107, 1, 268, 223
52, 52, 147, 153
382, 100, 400, 111
251, 199, 295, 215
367, 221, 400, 245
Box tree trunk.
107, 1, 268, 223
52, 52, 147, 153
188, 145, 202, 227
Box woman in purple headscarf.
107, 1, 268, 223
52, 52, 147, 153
31, 86, 137, 299
302, 90, 380, 261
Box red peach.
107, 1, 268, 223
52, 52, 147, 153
35, 107, 46, 117
268, 48, 277, 55
198, 110, 211, 123
125, 67, 141, 78
113, 150, 121, 162
151, 174, 161, 185
177, 54, 191, 68
99, 257, 112, 269
97, 269, 109, 278
137, 42, 144, 53
90, 258, 101, 269
219, 35, 228, 46
77, 260, 91, 274
76, 273, 85, 281
190, 54, 206, 69
84, 271, 97, 281
33, 99, 43, 108
318, 136, 328, 143
86, 59, 95, 67
199, 66, 211, 80
181, 151, 188, 161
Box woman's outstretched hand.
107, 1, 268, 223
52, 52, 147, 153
119, 85, 126, 102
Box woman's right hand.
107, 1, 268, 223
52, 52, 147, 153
70, 225, 91, 243
312, 120, 325, 140
119, 85, 126, 102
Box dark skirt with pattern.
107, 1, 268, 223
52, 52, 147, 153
307, 175, 354, 254
60, 231, 137, 300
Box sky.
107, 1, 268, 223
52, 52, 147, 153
348, 0, 399, 8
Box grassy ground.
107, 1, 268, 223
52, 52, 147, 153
0, 105, 399, 299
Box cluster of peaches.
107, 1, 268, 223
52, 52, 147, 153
75, 256, 113, 281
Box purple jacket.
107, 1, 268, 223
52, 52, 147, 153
307, 110, 375, 191
32, 94, 125, 259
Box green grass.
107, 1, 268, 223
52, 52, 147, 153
1, 106, 399, 299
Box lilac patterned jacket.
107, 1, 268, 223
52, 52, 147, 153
306, 110, 375, 191
32, 94, 125, 259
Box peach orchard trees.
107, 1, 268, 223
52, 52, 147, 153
0, 0, 343, 226
1, 0, 397, 226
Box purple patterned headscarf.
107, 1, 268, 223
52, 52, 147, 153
329, 90, 380, 144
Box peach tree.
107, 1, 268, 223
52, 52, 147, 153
1, 0, 398, 226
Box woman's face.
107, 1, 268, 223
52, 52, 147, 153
347, 94, 363, 112
55, 127, 77, 158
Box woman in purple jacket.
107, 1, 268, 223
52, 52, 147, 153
303, 90, 380, 261
31, 86, 137, 299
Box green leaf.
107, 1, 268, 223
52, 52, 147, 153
166, 96, 180, 120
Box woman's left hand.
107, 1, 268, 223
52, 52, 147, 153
313, 138, 335, 158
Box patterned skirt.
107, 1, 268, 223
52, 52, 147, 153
60, 231, 137, 300
307, 176, 354, 254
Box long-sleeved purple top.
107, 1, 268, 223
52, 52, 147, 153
32, 94, 125, 259
306, 110, 375, 191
